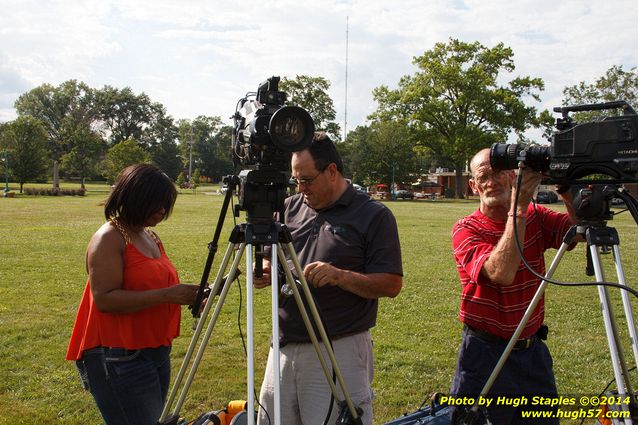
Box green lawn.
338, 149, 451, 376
0, 185, 636, 424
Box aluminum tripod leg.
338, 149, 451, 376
246, 243, 255, 425
269, 242, 281, 425
159, 241, 245, 423
244, 242, 282, 425
590, 244, 634, 424
612, 244, 638, 369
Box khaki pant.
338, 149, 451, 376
257, 331, 374, 425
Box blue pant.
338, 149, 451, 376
76, 346, 171, 425
450, 327, 558, 425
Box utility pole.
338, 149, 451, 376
2, 151, 8, 196
187, 129, 194, 183
344, 16, 349, 142
188, 141, 193, 183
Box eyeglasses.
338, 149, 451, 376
291, 172, 323, 187
472, 170, 508, 185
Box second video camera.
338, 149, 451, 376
490, 100, 638, 184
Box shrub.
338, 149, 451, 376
24, 187, 86, 196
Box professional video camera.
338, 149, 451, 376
230, 76, 315, 222
489, 100, 638, 184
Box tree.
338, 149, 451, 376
0, 116, 49, 193
339, 125, 372, 184
341, 121, 418, 188
191, 169, 201, 188
60, 123, 105, 188
14, 80, 95, 188
563, 65, 638, 122
280, 75, 341, 141
176, 172, 186, 188
178, 116, 233, 182
94, 86, 157, 145
100, 138, 151, 183
371, 38, 550, 198
144, 108, 181, 180
203, 124, 233, 179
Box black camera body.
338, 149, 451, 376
231, 77, 315, 223
232, 76, 314, 171
490, 101, 638, 184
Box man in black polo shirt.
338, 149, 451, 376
255, 133, 403, 425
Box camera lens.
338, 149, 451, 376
272, 116, 305, 144
490, 143, 551, 172
522, 145, 551, 172
269, 106, 315, 152
490, 143, 521, 170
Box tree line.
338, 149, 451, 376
2, 39, 637, 196
0, 75, 342, 193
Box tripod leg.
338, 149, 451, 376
612, 244, 638, 369
246, 244, 256, 425
159, 242, 246, 423
269, 243, 281, 425
279, 242, 362, 422
590, 245, 634, 423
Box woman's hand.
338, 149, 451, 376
164, 284, 200, 305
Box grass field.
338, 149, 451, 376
0, 183, 637, 424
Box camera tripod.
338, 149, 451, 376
158, 184, 363, 425
461, 208, 638, 425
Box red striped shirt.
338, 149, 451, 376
452, 204, 573, 339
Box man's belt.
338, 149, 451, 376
464, 325, 540, 350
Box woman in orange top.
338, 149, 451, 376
67, 164, 199, 425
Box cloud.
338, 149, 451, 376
0, 55, 34, 121
0, 0, 636, 140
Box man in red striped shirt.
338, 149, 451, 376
450, 148, 577, 424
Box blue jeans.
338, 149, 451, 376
76, 346, 171, 425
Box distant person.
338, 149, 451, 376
450, 148, 578, 424
254, 133, 403, 425
66, 164, 199, 425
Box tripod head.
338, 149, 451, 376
234, 169, 290, 225
571, 184, 638, 228
563, 184, 638, 281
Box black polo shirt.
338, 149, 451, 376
278, 185, 403, 344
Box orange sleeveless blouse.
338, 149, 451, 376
66, 228, 181, 360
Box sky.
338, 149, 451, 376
1, 0, 638, 142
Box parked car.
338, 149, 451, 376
536, 190, 558, 204
415, 192, 436, 200
611, 197, 626, 207
394, 189, 414, 200
352, 183, 367, 193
